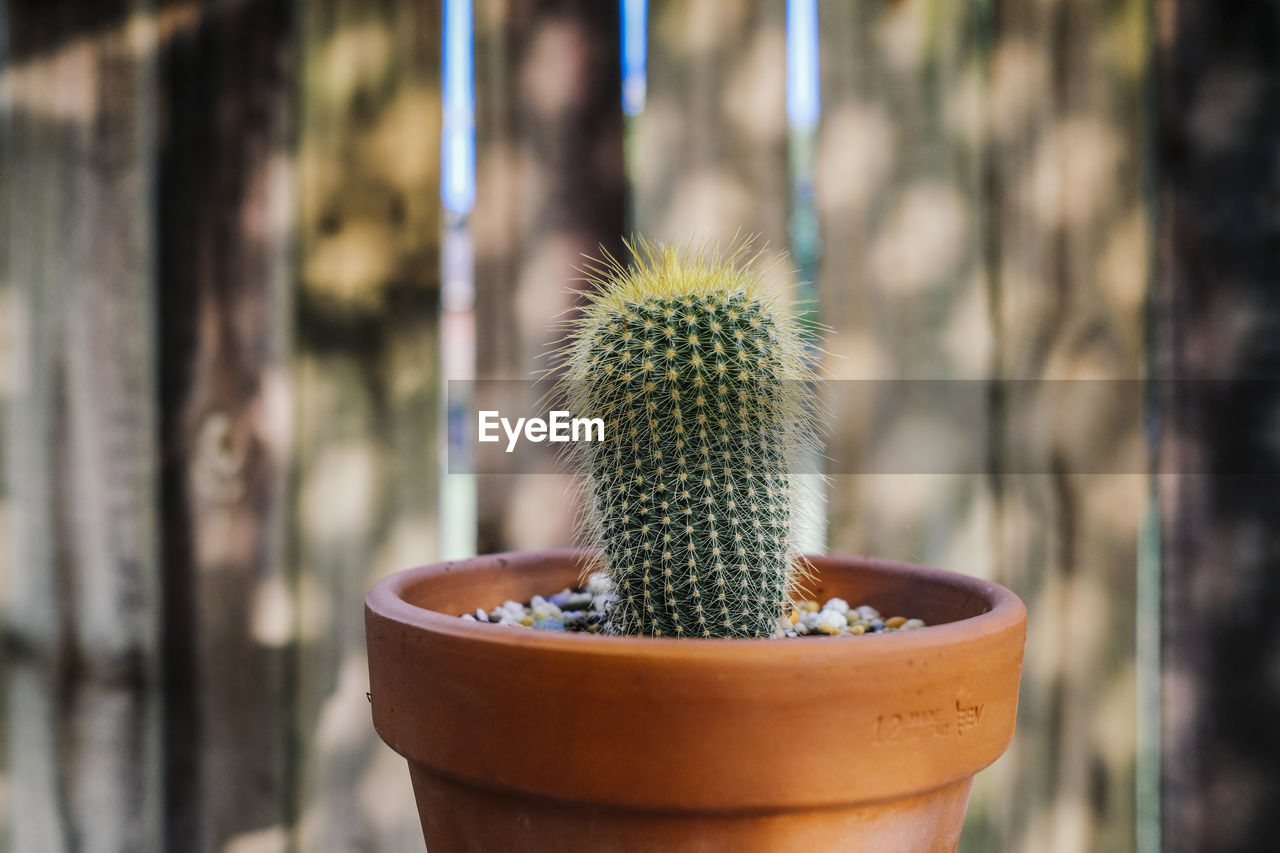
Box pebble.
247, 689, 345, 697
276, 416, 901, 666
461, 587, 926, 637
564, 592, 594, 610
814, 610, 846, 635
493, 602, 523, 622
532, 601, 563, 621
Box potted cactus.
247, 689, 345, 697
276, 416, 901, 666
365, 243, 1027, 851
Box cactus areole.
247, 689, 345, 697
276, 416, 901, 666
559, 242, 817, 638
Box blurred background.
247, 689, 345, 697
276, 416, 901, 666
1, 0, 1278, 851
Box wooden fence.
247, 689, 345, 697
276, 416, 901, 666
1, 1, 1277, 851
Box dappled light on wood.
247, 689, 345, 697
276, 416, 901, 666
815, 103, 896, 219
638, 0, 785, 249
1021, 118, 1124, 229
870, 181, 970, 296
470, 0, 624, 556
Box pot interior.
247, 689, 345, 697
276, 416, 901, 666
397, 552, 997, 629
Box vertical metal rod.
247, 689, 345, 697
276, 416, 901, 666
441, 0, 477, 559
786, 0, 825, 552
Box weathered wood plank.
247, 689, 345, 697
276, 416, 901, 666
976, 1, 1149, 851
815, 0, 991, 565
817, 1, 1149, 851
1, 2, 161, 850
470, 0, 625, 553
293, 0, 442, 848
1155, 2, 1280, 851
155, 0, 295, 849
812, 3, 1004, 842
638, 0, 787, 255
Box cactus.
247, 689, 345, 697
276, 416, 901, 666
559, 241, 817, 638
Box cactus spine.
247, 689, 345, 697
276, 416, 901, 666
561, 242, 816, 638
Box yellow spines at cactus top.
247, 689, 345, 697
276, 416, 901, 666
558, 239, 819, 638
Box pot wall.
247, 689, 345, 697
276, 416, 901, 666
410, 766, 974, 853
366, 551, 1026, 851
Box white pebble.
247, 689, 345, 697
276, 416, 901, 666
815, 610, 846, 634
532, 601, 563, 621
586, 573, 613, 595
821, 597, 850, 615
461, 613, 476, 621
474, 608, 490, 622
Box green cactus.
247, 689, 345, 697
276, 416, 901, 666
560, 241, 817, 638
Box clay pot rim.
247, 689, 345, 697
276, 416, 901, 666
366, 548, 1026, 660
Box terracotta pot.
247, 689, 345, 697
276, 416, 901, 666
365, 550, 1026, 852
